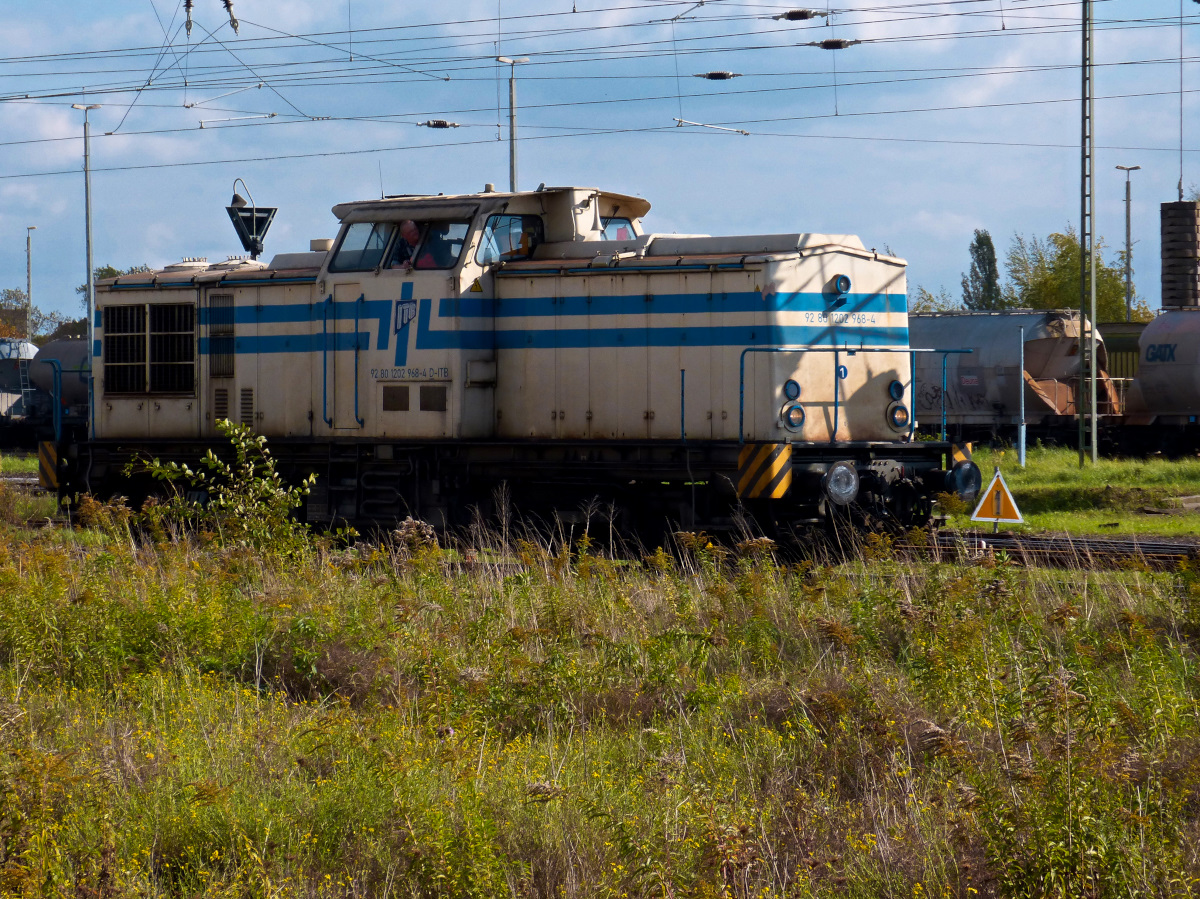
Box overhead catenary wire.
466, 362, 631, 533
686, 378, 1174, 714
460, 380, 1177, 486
0, 49, 1196, 154
0, 2, 1193, 183
3, 19, 1197, 110
3, 104, 1199, 184
0, 0, 1175, 79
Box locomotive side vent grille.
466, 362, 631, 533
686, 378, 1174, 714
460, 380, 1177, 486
208, 293, 235, 379
101, 302, 196, 395
213, 388, 229, 421
240, 388, 255, 428
148, 304, 195, 392
102, 305, 147, 393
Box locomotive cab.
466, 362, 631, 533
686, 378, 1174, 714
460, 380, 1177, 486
316, 186, 649, 442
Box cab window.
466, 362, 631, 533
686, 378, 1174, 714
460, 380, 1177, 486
475, 214, 544, 265
415, 222, 470, 269
387, 221, 471, 270
329, 222, 395, 272
601, 217, 635, 241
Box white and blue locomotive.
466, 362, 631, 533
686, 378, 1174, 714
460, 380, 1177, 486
62, 184, 979, 533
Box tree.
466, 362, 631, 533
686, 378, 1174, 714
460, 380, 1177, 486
76, 263, 150, 309
1004, 226, 1153, 323
909, 285, 960, 313
961, 229, 1006, 310
0, 288, 26, 338
0, 287, 77, 341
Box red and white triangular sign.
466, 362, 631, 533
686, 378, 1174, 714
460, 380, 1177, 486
970, 469, 1023, 524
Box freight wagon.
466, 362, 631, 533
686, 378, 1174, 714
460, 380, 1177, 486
910, 310, 1117, 444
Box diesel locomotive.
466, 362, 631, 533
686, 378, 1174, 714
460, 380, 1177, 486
47, 184, 980, 535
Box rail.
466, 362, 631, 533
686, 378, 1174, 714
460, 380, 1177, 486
738, 346, 972, 445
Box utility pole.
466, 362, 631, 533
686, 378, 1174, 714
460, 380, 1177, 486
25, 226, 36, 340
1116, 165, 1140, 323
1078, 0, 1097, 466
72, 103, 100, 437
497, 56, 529, 192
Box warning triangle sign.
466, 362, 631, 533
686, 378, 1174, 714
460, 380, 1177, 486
970, 469, 1023, 524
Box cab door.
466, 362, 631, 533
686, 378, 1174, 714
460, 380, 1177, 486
332, 282, 362, 431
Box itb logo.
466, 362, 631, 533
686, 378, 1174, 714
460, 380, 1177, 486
394, 299, 417, 333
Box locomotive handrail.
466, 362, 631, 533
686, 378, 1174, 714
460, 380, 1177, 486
353, 294, 365, 428
42, 358, 64, 442
738, 346, 973, 446
321, 295, 333, 427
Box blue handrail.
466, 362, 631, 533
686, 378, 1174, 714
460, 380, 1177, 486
833, 349, 841, 440
353, 294, 365, 427
321, 294, 333, 426
737, 345, 973, 445
679, 368, 686, 441
941, 355, 949, 442
42, 358, 63, 442
909, 350, 918, 441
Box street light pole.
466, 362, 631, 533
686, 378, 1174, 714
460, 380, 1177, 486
25, 226, 36, 340
72, 103, 101, 437
497, 56, 529, 192
1116, 165, 1141, 323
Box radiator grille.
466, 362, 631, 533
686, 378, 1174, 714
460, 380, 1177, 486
240, 388, 255, 428
208, 294, 235, 378
213, 387, 229, 421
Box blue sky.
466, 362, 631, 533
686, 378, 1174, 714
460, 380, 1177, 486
0, 0, 1196, 320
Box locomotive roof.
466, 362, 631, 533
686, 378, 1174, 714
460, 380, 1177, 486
331, 186, 652, 224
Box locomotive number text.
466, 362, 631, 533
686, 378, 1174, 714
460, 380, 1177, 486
371, 367, 451, 380
805, 312, 877, 325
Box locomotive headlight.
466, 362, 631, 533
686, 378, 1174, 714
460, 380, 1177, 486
783, 379, 801, 401
888, 379, 905, 401
823, 461, 860, 506
945, 460, 982, 503
887, 402, 910, 430
833, 274, 851, 295
781, 402, 805, 431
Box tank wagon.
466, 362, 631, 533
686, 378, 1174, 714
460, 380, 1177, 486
1112, 201, 1200, 455
0, 339, 89, 450
909, 310, 1117, 444
1118, 309, 1200, 453
53, 184, 979, 535
0, 338, 37, 442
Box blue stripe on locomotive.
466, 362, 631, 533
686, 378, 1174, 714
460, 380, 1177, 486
98, 289, 909, 368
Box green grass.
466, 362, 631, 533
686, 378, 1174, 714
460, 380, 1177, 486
947, 445, 1200, 536
0, 432, 1197, 897
0, 452, 37, 475
0, 514, 1198, 897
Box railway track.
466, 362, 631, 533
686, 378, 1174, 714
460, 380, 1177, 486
912, 530, 1200, 570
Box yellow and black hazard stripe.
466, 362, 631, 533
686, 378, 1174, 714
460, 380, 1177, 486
951, 442, 973, 464
38, 441, 58, 491
736, 443, 792, 499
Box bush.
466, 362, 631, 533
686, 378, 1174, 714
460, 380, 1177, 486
135, 419, 316, 553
